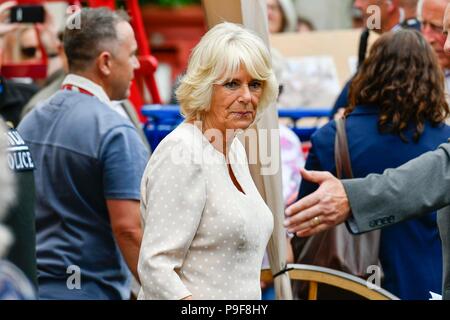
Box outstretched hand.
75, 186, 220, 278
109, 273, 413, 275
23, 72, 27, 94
284, 168, 351, 237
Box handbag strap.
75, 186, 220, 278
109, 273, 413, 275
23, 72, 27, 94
334, 118, 354, 179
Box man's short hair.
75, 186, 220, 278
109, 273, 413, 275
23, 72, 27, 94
63, 8, 129, 71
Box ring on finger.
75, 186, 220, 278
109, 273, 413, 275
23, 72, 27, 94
309, 216, 321, 228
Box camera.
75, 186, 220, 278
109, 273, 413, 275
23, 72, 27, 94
10, 5, 45, 23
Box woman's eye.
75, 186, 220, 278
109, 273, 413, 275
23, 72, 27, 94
249, 81, 262, 90
224, 81, 240, 89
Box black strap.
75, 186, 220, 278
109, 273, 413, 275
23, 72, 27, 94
357, 29, 370, 68
273, 266, 294, 279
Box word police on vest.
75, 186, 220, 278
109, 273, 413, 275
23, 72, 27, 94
6, 129, 35, 172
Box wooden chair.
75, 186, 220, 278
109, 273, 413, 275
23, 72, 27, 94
261, 263, 399, 300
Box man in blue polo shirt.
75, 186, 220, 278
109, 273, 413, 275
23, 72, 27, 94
18, 8, 149, 299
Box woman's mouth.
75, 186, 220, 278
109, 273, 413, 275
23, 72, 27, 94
231, 111, 252, 117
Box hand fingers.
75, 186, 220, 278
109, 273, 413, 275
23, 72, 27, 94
0, 23, 17, 37
0, 10, 9, 23
286, 170, 336, 218
0, 1, 17, 20
296, 222, 331, 238
299, 168, 332, 184
287, 219, 317, 234
285, 206, 323, 232
0, 1, 17, 13
285, 191, 320, 217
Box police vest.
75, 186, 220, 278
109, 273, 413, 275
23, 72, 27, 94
3, 125, 38, 288
5, 128, 35, 172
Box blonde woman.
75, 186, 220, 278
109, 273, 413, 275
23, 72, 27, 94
138, 22, 279, 300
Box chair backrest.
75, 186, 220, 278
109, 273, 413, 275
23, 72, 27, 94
261, 264, 399, 300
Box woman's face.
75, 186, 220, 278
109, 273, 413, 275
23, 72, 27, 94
205, 65, 263, 133
267, 0, 283, 33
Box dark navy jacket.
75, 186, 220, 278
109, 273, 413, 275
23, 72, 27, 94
295, 105, 450, 300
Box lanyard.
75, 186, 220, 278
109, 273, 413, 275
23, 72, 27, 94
61, 84, 94, 97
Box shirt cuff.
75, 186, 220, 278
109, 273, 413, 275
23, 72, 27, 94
345, 214, 360, 234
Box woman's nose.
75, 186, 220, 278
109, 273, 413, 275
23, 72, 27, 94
239, 85, 252, 103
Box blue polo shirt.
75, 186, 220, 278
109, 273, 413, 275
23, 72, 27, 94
18, 90, 149, 300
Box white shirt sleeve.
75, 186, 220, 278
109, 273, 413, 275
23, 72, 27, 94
138, 139, 206, 300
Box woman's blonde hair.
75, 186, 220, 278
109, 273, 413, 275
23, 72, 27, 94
176, 22, 278, 121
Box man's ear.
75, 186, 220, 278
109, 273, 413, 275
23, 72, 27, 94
97, 51, 113, 76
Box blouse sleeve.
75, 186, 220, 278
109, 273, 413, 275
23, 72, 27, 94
138, 139, 206, 299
